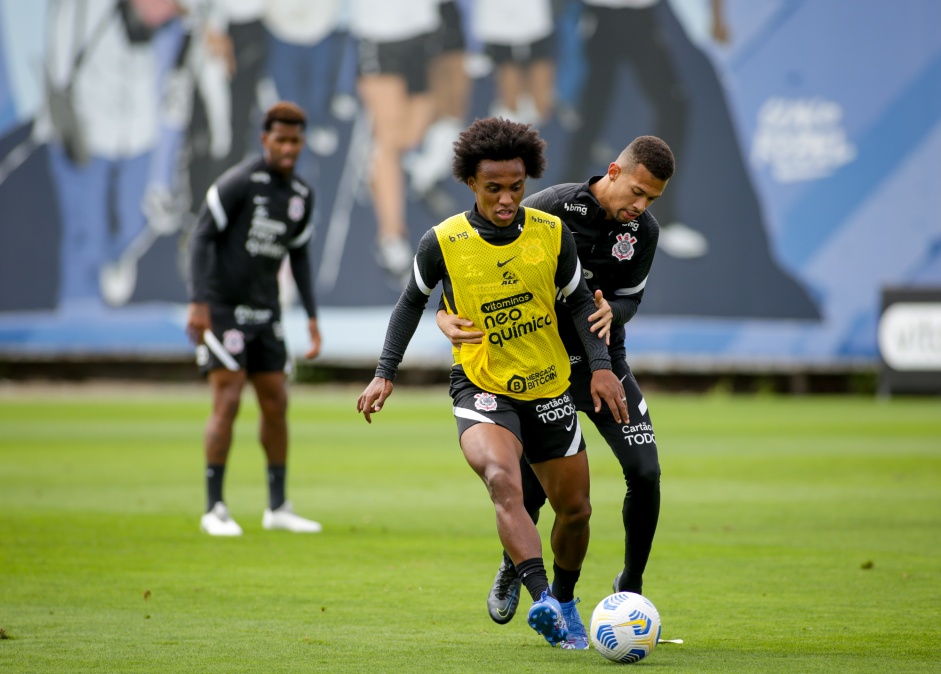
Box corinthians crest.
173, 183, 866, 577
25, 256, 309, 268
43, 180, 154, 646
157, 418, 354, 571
612, 232, 637, 261
474, 392, 498, 412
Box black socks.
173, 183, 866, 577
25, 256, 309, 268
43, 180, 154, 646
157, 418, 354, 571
550, 562, 581, 603
267, 465, 286, 511
206, 464, 225, 512
516, 558, 550, 601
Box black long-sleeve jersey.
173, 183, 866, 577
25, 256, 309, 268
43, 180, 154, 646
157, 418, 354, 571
522, 178, 659, 362
376, 205, 612, 381
188, 156, 318, 319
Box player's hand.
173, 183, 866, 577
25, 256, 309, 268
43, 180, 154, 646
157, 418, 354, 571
357, 377, 393, 423
186, 303, 211, 345
590, 368, 628, 424
305, 317, 321, 359
436, 310, 483, 345
588, 289, 613, 346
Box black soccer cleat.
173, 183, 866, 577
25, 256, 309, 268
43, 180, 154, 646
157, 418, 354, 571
487, 557, 521, 624
613, 569, 642, 595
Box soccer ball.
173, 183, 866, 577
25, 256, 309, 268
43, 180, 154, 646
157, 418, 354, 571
589, 592, 661, 664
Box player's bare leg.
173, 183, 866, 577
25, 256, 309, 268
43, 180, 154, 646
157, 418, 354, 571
200, 368, 246, 536
206, 368, 246, 465
458, 423, 539, 563
531, 452, 592, 649
251, 371, 288, 466
251, 370, 321, 533
530, 452, 591, 572
460, 423, 569, 646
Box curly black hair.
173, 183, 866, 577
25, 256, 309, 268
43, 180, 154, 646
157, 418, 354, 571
451, 117, 547, 184
263, 101, 307, 131
619, 136, 675, 182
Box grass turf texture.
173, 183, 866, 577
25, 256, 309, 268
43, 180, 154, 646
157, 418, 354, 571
1, 384, 939, 673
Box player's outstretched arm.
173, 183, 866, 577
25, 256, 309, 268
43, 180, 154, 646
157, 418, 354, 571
436, 310, 484, 345
357, 377, 394, 424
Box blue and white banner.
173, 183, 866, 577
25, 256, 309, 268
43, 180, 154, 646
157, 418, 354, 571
0, 0, 938, 368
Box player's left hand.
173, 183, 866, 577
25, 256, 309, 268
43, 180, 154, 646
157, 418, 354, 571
588, 289, 613, 346
305, 318, 321, 359
590, 368, 628, 424
357, 377, 394, 423
436, 310, 484, 345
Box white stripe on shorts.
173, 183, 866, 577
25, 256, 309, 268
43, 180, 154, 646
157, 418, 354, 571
564, 416, 582, 457
203, 330, 240, 371
453, 407, 495, 424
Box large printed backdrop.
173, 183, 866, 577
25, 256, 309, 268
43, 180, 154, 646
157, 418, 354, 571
0, 0, 939, 366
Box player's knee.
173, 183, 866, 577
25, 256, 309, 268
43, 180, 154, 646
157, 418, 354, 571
556, 498, 591, 531
483, 463, 522, 505
214, 393, 241, 423
626, 462, 660, 493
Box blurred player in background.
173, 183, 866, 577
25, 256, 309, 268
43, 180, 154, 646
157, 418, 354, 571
438, 135, 673, 623
357, 117, 628, 649
186, 101, 322, 536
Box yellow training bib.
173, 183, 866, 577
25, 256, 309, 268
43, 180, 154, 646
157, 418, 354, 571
435, 209, 571, 400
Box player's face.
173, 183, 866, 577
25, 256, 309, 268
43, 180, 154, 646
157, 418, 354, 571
261, 121, 304, 176
468, 158, 527, 227
602, 162, 668, 223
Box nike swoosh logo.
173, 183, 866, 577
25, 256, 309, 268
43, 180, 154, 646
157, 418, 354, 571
497, 256, 517, 267
497, 586, 519, 617
565, 418, 575, 431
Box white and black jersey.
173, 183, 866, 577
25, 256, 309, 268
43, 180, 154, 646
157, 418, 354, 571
189, 156, 317, 320
523, 178, 659, 362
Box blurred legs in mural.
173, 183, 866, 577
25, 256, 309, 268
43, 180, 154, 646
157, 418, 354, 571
565, 1, 707, 259
470, 0, 556, 127
351, 0, 440, 282
402, 0, 470, 216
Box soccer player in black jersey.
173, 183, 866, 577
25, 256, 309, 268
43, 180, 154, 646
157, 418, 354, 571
186, 101, 323, 537
437, 136, 674, 622
357, 117, 628, 649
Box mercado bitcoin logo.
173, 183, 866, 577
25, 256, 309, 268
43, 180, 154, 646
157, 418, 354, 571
506, 375, 527, 394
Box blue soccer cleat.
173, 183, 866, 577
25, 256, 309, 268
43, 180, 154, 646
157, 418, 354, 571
559, 598, 589, 650
527, 590, 569, 646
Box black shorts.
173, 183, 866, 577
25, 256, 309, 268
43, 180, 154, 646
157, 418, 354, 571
196, 305, 288, 376
449, 366, 585, 464
357, 32, 434, 94
434, 0, 466, 55
484, 33, 555, 66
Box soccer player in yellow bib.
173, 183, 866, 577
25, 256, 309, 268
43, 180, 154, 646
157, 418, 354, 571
357, 116, 628, 649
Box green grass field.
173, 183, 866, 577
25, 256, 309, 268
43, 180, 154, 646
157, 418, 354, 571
1, 384, 939, 673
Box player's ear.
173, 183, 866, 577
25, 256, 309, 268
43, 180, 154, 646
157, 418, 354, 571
608, 163, 620, 180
